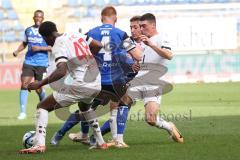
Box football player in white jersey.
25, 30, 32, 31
133, 13, 183, 143
18, 21, 108, 154
109, 14, 183, 145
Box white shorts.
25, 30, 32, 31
53, 81, 101, 107
127, 85, 162, 106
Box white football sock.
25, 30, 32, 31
109, 109, 117, 140
89, 119, 105, 145
117, 134, 123, 143
35, 108, 48, 146
155, 116, 172, 133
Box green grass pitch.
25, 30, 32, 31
0, 82, 240, 160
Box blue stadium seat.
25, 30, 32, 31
175, 0, 189, 4
189, 0, 201, 3
95, 0, 106, 7
72, 10, 81, 17
16, 31, 25, 41
0, 21, 10, 31
1, 0, 13, 9
7, 10, 18, 20
2, 31, 16, 42
122, 0, 136, 5
142, 0, 152, 5
81, 0, 92, 6
215, 0, 229, 3
155, 0, 167, 4
67, 0, 78, 7
84, 7, 96, 17
14, 22, 24, 31
108, 0, 120, 5
0, 10, 4, 20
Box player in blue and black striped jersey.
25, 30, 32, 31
13, 10, 51, 120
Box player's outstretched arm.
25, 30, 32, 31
31, 45, 52, 52
13, 42, 27, 57
28, 62, 67, 91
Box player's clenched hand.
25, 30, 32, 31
13, 51, 18, 57
140, 35, 153, 46
27, 81, 42, 91
132, 62, 140, 73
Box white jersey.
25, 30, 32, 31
51, 32, 101, 106
52, 32, 99, 83
142, 34, 171, 65
127, 34, 172, 105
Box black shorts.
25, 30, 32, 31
91, 84, 127, 109
21, 64, 47, 81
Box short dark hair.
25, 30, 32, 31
34, 10, 44, 15
130, 16, 141, 22
39, 21, 57, 37
140, 13, 156, 23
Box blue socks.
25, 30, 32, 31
19, 89, 45, 114
117, 106, 129, 134
58, 111, 80, 135
20, 89, 28, 113
100, 120, 111, 135
81, 121, 89, 134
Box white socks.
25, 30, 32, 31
117, 134, 123, 143
155, 116, 172, 133
89, 119, 105, 145
109, 109, 117, 140
35, 108, 48, 146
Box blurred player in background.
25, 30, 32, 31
18, 21, 108, 154
13, 10, 51, 120
50, 6, 141, 148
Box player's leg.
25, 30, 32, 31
51, 110, 81, 145
19, 94, 62, 154
34, 66, 47, 101
18, 64, 34, 120
144, 98, 183, 143
114, 94, 133, 147
78, 101, 107, 149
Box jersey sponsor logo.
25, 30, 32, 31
27, 37, 44, 43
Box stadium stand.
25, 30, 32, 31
0, 0, 240, 63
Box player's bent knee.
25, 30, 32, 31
146, 120, 156, 126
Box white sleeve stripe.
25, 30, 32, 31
55, 56, 68, 62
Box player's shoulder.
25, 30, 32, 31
88, 25, 102, 34
151, 34, 166, 43
112, 27, 126, 35
24, 25, 34, 33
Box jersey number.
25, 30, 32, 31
99, 36, 111, 61
73, 38, 91, 60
